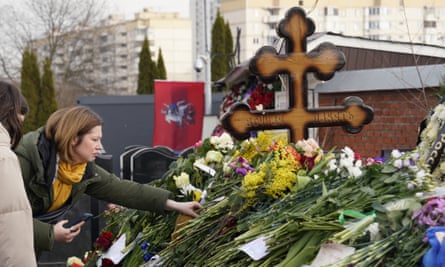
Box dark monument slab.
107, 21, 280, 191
130, 147, 178, 184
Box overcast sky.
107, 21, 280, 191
0, 0, 191, 78
0, 0, 190, 18
107, 0, 190, 18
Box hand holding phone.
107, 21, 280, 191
63, 212, 93, 228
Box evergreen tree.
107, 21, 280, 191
21, 48, 41, 133
224, 21, 234, 71
156, 48, 167, 80
38, 57, 58, 125
137, 36, 155, 94
151, 57, 159, 87
211, 10, 227, 82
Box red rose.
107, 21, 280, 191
94, 231, 114, 251
101, 258, 121, 267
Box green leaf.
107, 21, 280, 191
384, 174, 399, 184
360, 186, 376, 196
381, 165, 398, 173
293, 175, 311, 191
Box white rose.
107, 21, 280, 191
342, 146, 355, 159
391, 149, 402, 159
426, 123, 439, 141
205, 150, 224, 163
440, 161, 445, 174
173, 172, 190, 188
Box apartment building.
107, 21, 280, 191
30, 1, 445, 96
219, 0, 445, 62
32, 8, 192, 95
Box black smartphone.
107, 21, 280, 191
63, 212, 94, 228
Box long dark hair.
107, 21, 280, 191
0, 81, 28, 149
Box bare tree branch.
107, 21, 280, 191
0, 0, 110, 105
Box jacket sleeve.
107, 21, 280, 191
85, 165, 174, 214
0, 144, 38, 266
33, 218, 54, 252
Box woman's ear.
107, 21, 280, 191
71, 136, 79, 146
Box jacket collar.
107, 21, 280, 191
37, 130, 95, 186
37, 129, 57, 186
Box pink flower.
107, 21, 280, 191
194, 140, 203, 148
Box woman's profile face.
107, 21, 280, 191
72, 125, 103, 164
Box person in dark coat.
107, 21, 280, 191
15, 105, 202, 256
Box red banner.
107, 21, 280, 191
152, 81, 205, 151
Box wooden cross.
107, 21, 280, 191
221, 7, 374, 142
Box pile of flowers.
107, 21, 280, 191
219, 76, 280, 116
68, 100, 445, 267
417, 99, 445, 180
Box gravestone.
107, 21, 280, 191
130, 147, 178, 184
120, 146, 149, 179
221, 7, 374, 142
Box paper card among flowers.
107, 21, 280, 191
238, 235, 270, 261
97, 232, 142, 265
309, 243, 355, 267
193, 161, 216, 176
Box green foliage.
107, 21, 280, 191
21, 48, 41, 133
437, 75, 445, 99
211, 11, 234, 92
151, 58, 159, 86
156, 48, 167, 80
211, 10, 228, 82
137, 37, 157, 94
38, 57, 58, 126
224, 21, 234, 70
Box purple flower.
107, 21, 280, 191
235, 167, 248, 176
413, 197, 445, 227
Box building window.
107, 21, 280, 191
266, 36, 277, 44
138, 29, 147, 36
368, 21, 380, 29
324, 7, 339, 16
424, 20, 437, 28
369, 7, 380, 15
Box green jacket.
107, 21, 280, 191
15, 127, 173, 254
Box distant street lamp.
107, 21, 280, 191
194, 54, 212, 115
194, 0, 213, 115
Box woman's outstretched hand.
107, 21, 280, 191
165, 199, 203, 217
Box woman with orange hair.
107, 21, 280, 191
15, 105, 203, 257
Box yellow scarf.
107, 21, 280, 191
48, 161, 86, 212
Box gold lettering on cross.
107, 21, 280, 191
426, 132, 445, 168
221, 7, 374, 142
